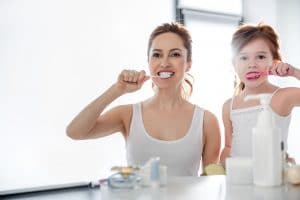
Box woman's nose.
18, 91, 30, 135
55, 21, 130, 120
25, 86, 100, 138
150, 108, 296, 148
160, 58, 170, 68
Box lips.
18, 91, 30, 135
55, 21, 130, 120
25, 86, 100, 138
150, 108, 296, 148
245, 72, 261, 80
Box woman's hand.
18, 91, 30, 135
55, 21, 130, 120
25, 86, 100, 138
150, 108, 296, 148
115, 69, 150, 94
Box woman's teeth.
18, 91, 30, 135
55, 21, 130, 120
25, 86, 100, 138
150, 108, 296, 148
158, 71, 174, 79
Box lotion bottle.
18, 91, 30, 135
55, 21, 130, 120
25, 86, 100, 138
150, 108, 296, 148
245, 94, 283, 186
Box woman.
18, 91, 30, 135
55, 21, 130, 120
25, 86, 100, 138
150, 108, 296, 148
67, 22, 221, 176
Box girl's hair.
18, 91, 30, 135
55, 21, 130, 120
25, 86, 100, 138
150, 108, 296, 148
231, 22, 282, 94
147, 22, 194, 99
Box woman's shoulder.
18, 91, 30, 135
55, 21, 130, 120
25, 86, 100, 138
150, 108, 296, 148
110, 104, 135, 117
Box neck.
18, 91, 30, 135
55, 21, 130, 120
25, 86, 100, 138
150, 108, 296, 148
242, 82, 276, 97
149, 88, 186, 110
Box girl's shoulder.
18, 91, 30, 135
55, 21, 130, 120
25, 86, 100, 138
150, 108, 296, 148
271, 87, 300, 101
223, 98, 233, 107
274, 87, 300, 93
270, 87, 300, 116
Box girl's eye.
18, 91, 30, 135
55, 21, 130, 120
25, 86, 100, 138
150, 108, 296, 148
239, 56, 247, 61
258, 55, 266, 59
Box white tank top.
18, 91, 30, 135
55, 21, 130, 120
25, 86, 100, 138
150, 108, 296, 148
126, 103, 204, 176
230, 89, 291, 157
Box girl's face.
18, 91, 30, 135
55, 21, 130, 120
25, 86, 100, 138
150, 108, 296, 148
148, 32, 191, 88
233, 38, 274, 89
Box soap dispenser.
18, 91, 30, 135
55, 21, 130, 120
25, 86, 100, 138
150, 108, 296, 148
245, 94, 283, 186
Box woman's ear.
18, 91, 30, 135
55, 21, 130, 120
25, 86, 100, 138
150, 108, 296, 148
185, 61, 192, 72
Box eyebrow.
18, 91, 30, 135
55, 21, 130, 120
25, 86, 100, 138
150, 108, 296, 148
239, 51, 268, 55
151, 48, 183, 52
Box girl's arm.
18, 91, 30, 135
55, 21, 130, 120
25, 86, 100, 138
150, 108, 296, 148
270, 62, 300, 80
220, 99, 233, 165
201, 110, 221, 170
270, 63, 300, 114
293, 67, 300, 80
66, 70, 149, 140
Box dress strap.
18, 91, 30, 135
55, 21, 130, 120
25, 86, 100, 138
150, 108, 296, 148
229, 96, 235, 121
271, 87, 281, 98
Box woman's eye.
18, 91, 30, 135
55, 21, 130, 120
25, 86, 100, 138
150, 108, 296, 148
170, 52, 181, 57
152, 53, 161, 58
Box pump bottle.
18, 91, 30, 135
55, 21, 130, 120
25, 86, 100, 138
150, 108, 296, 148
245, 94, 283, 186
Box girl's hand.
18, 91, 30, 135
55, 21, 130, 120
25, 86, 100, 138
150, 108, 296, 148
115, 69, 150, 94
269, 61, 294, 77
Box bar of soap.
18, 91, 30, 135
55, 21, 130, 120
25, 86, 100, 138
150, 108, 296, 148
204, 164, 225, 175
286, 165, 300, 185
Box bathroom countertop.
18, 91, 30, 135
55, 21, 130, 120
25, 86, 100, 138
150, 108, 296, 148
2, 176, 300, 200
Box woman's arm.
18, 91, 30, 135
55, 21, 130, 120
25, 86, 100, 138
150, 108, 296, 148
66, 70, 149, 140
220, 99, 233, 165
202, 110, 221, 170
66, 85, 126, 140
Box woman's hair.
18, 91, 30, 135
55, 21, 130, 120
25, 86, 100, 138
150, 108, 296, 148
147, 22, 194, 99
231, 22, 282, 94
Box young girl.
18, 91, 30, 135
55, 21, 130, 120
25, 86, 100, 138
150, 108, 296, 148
220, 23, 300, 163
67, 22, 221, 176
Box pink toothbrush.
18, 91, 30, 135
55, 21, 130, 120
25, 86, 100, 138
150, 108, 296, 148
259, 71, 272, 76
246, 71, 271, 79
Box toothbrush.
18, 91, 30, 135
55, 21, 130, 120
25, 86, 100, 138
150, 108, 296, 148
259, 68, 292, 76
246, 71, 271, 79
124, 72, 172, 83
261, 66, 292, 76
259, 71, 272, 76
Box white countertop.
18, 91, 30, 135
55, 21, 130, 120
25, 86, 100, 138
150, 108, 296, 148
2, 175, 300, 200
101, 175, 300, 200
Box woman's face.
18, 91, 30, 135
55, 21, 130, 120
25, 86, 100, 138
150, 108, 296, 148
233, 38, 274, 89
148, 32, 191, 88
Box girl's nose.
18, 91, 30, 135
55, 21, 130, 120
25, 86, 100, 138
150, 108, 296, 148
248, 60, 257, 69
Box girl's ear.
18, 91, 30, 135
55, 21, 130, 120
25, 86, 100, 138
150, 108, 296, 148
232, 58, 238, 71
272, 59, 280, 65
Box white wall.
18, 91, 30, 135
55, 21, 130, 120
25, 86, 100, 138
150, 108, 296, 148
276, 0, 300, 164
243, 0, 300, 162
243, 0, 277, 27
0, 0, 174, 190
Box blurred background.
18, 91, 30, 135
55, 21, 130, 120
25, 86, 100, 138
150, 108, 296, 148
1, 0, 299, 191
